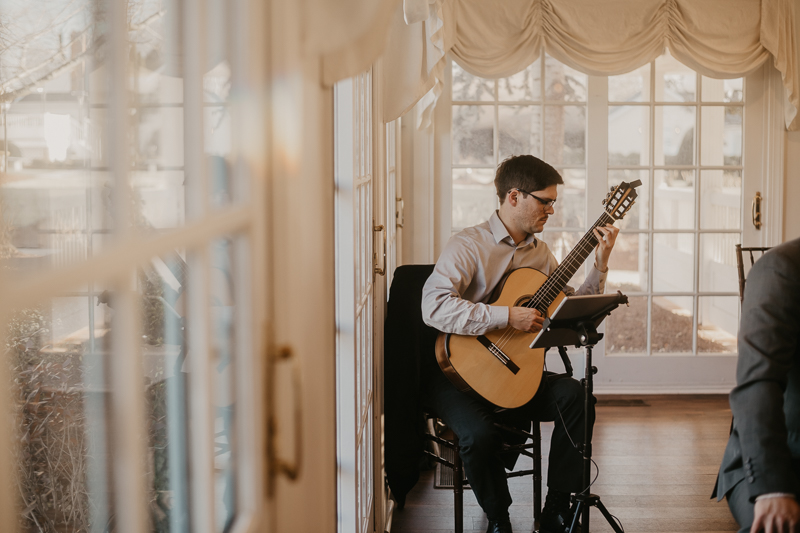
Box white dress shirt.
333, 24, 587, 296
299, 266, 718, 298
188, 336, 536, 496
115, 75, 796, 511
422, 211, 607, 336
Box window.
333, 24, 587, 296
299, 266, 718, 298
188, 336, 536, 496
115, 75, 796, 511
447, 50, 746, 361
1, 1, 266, 531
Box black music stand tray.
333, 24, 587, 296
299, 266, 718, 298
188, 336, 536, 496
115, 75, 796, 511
530, 292, 628, 533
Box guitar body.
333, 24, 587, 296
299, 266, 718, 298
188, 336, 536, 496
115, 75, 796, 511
435, 267, 566, 409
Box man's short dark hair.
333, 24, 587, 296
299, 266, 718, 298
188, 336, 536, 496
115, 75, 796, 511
494, 155, 563, 204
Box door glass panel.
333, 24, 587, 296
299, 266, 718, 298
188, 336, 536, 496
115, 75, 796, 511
544, 105, 585, 165
210, 237, 239, 531
698, 296, 738, 353
548, 170, 585, 229
608, 106, 650, 165
653, 233, 694, 292
655, 52, 696, 102
11, 294, 114, 532
606, 233, 649, 293
452, 62, 494, 101
651, 296, 694, 353
608, 170, 649, 231
699, 233, 740, 293
702, 77, 743, 103
605, 296, 648, 354
654, 170, 695, 230
701, 107, 742, 166
498, 60, 542, 101
452, 168, 496, 230
499, 105, 542, 160
541, 231, 585, 287
609, 64, 651, 103
452, 105, 494, 165
544, 54, 587, 102
655, 106, 695, 165
701, 170, 741, 230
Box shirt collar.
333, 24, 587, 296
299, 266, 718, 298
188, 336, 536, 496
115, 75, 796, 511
488, 211, 538, 247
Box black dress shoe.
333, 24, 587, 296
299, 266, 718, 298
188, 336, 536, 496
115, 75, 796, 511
486, 518, 513, 533
539, 508, 580, 533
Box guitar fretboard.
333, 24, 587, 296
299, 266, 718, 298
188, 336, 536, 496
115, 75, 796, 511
529, 210, 616, 314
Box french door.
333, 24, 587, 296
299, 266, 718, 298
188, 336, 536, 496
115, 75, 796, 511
0, 0, 270, 531
441, 52, 782, 392
335, 70, 377, 533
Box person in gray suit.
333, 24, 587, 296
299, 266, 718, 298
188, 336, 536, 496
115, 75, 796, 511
714, 237, 800, 532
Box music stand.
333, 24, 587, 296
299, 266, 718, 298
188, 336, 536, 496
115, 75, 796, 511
530, 292, 628, 533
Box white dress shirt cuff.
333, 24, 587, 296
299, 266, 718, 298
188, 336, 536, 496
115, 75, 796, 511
755, 493, 797, 501
489, 304, 510, 330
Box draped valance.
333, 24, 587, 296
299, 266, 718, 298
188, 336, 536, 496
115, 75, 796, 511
382, 0, 799, 130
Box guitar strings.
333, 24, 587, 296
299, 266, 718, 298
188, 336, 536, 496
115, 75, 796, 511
492, 211, 616, 352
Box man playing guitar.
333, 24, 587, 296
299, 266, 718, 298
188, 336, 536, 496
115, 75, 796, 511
421, 155, 619, 533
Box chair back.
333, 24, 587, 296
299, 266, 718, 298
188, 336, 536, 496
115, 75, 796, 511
384, 264, 437, 505
735, 245, 772, 302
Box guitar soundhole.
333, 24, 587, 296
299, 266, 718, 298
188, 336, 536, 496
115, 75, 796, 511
515, 295, 534, 308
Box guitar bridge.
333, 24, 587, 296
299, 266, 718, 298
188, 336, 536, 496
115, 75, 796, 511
476, 335, 520, 374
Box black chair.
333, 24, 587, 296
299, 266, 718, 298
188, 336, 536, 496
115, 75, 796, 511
384, 264, 544, 533
735, 244, 772, 302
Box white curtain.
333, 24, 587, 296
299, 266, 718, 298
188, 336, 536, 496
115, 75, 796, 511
313, 0, 401, 86
383, 0, 800, 130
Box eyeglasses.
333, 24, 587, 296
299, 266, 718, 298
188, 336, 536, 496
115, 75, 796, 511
513, 188, 557, 207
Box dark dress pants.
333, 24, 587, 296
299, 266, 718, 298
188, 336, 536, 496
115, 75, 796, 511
423, 368, 595, 522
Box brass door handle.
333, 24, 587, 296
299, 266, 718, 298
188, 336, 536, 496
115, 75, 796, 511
374, 224, 386, 276
396, 197, 404, 228
269, 345, 303, 481
752, 192, 762, 230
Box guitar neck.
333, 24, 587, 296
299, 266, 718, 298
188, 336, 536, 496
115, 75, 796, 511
532, 211, 616, 313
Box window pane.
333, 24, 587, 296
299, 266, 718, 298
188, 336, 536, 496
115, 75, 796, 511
452, 62, 494, 101
541, 231, 586, 287
606, 296, 648, 354
544, 105, 585, 165
11, 296, 114, 531
210, 237, 240, 531
141, 253, 192, 532
548, 169, 585, 228
655, 52, 696, 102
701, 107, 742, 166
654, 170, 695, 230
544, 54, 587, 101
651, 296, 693, 353
452, 105, 494, 165
699, 233, 739, 293
653, 233, 694, 292
701, 76, 743, 103
498, 59, 542, 101
701, 170, 741, 230
452, 168, 496, 229
609, 64, 651, 103
607, 233, 649, 292
498, 105, 542, 160
655, 106, 695, 165
698, 296, 738, 353
608, 170, 649, 230
608, 106, 650, 165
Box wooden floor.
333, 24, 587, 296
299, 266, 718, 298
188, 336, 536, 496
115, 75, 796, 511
391, 395, 739, 533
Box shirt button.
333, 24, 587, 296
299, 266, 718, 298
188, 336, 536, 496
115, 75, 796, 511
748, 476, 756, 483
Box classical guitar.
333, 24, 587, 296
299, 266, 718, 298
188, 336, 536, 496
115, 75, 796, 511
435, 180, 641, 408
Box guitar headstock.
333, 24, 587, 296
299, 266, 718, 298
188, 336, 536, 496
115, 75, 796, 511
603, 179, 642, 220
